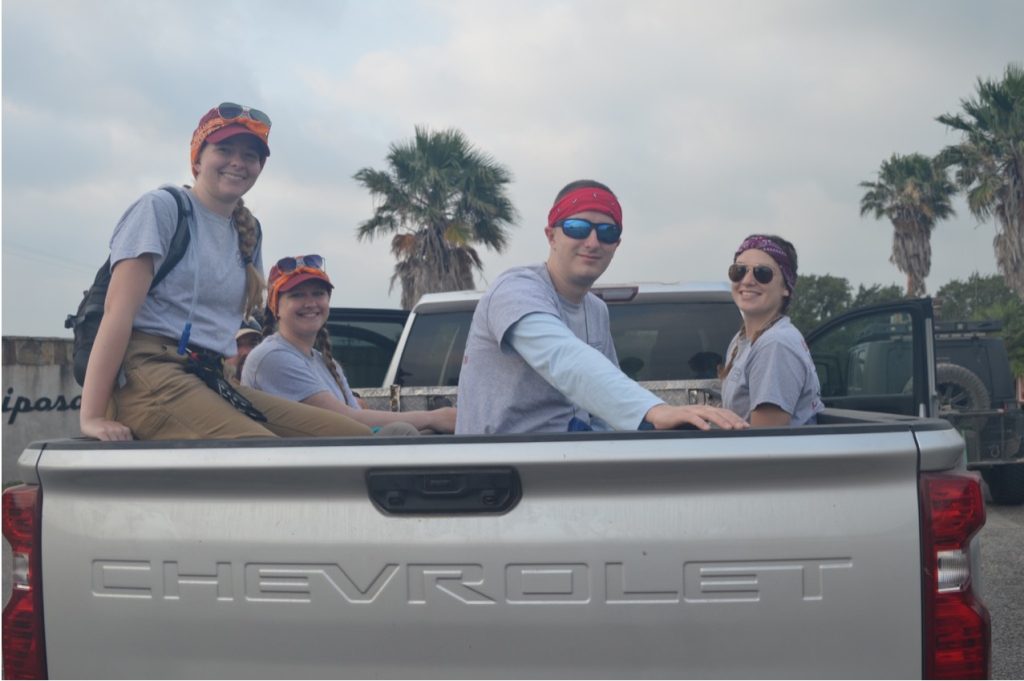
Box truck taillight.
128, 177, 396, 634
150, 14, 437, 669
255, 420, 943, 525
920, 473, 990, 679
3, 484, 47, 679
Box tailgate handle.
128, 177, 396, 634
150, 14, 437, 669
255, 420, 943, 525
366, 467, 521, 515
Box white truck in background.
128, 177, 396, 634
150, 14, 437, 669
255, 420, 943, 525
364, 282, 1023, 505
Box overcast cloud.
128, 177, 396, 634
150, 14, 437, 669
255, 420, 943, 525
2, 0, 1021, 337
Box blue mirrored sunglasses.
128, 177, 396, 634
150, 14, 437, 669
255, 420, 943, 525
557, 218, 622, 244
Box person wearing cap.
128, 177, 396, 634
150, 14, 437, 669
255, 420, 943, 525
224, 318, 263, 381
455, 179, 748, 435
242, 256, 457, 434
719, 234, 823, 426
79, 103, 371, 441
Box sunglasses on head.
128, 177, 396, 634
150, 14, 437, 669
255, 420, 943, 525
557, 218, 622, 244
217, 102, 272, 128
276, 254, 325, 274
728, 263, 776, 285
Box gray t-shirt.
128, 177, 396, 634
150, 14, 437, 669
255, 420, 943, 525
721, 316, 824, 425
241, 333, 360, 408
455, 264, 617, 434
109, 186, 262, 357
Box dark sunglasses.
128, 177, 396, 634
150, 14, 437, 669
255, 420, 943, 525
557, 218, 622, 244
728, 264, 775, 285
276, 254, 325, 274
217, 102, 272, 128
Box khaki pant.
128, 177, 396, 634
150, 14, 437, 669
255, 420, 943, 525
111, 332, 373, 440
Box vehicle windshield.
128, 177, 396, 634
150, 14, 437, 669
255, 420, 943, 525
326, 309, 409, 388
393, 302, 741, 386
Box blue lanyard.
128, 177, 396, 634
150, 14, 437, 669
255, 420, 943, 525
177, 197, 201, 355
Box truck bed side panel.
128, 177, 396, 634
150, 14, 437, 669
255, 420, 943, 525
39, 428, 924, 679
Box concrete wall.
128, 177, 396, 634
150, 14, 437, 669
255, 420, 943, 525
2, 337, 80, 484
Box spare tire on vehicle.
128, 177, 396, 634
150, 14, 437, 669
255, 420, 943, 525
935, 363, 990, 410
903, 362, 990, 425
935, 362, 991, 431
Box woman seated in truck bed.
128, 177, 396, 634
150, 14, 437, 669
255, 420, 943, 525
241, 256, 456, 434
79, 103, 372, 441
719, 234, 824, 426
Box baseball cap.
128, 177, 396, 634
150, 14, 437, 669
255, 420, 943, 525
190, 104, 271, 174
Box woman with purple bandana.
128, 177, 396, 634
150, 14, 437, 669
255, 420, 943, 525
719, 234, 824, 426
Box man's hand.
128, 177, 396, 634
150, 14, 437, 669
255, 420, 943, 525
80, 417, 134, 441
644, 404, 749, 431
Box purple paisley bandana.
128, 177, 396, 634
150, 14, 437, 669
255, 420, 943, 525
734, 236, 796, 291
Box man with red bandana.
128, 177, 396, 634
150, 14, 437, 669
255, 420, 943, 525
455, 180, 748, 435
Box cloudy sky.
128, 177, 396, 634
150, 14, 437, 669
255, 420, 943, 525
2, 0, 1020, 337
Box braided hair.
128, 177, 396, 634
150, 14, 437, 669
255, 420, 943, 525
314, 327, 349, 398
232, 198, 265, 318
717, 314, 784, 381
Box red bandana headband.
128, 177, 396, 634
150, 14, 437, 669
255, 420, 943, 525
547, 188, 623, 229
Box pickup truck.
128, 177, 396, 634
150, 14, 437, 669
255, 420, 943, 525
3, 293, 991, 679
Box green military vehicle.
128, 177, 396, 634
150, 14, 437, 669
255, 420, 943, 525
812, 317, 1023, 504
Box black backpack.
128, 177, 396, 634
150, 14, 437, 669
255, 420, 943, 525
65, 186, 192, 387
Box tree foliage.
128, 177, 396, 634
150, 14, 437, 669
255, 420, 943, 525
354, 127, 518, 309
935, 272, 1019, 320
851, 282, 905, 309
787, 274, 854, 333
937, 63, 1024, 300
859, 153, 957, 297
789, 274, 906, 334
790, 273, 1021, 374
936, 273, 1024, 374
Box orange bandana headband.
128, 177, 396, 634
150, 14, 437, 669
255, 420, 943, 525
190, 107, 271, 175
267, 266, 333, 317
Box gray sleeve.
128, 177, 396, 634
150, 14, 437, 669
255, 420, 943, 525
484, 270, 561, 348
246, 348, 330, 402
510, 312, 663, 430
109, 189, 179, 269
746, 336, 811, 415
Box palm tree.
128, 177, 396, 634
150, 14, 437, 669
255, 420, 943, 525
354, 127, 518, 310
936, 63, 1024, 300
859, 153, 956, 297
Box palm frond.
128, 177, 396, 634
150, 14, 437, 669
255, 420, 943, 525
354, 125, 519, 304
859, 152, 957, 295
936, 62, 1024, 297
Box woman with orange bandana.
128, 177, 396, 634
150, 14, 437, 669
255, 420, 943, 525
79, 103, 371, 440
243, 256, 456, 434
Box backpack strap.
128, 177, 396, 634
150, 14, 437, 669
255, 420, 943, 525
151, 186, 193, 290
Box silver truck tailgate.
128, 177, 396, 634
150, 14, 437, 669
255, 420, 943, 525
38, 427, 926, 679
